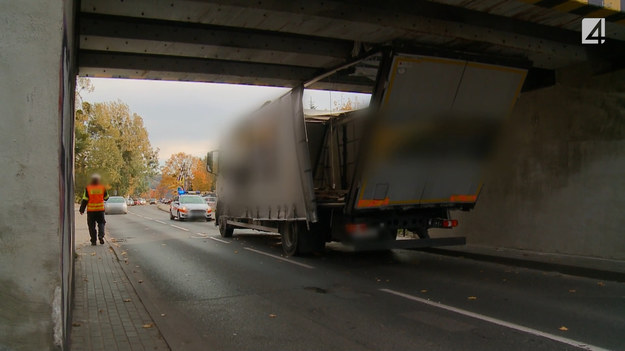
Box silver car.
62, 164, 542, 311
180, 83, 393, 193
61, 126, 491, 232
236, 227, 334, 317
105, 196, 128, 214
170, 195, 212, 221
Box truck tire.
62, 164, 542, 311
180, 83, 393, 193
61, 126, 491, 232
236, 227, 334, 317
280, 222, 299, 256
280, 222, 325, 256
219, 216, 233, 238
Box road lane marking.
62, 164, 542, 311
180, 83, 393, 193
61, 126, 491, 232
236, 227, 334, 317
243, 247, 315, 269
154, 220, 166, 224
379, 288, 609, 351
190, 233, 209, 239
170, 224, 189, 232
208, 236, 230, 244
144, 216, 153, 220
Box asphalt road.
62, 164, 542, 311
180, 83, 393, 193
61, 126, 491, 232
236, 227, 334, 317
102, 205, 625, 351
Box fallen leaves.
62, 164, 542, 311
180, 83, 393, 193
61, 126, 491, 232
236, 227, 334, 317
569, 289, 576, 293
269, 314, 277, 318
138, 280, 143, 284
559, 326, 568, 331
420, 289, 428, 293
142, 323, 154, 328
123, 299, 131, 302
72, 322, 81, 327
160, 314, 166, 317
597, 282, 605, 287
467, 296, 477, 300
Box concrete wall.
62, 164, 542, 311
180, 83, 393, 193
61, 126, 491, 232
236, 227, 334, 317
452, 67, 625, 260
0, 0, 75, 350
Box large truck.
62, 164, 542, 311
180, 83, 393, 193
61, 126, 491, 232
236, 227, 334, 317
207, 50, 527, 256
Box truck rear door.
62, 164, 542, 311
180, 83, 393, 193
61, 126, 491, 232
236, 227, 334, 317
352, 54, 527, 211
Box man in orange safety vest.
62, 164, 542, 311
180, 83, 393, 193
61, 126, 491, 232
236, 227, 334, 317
79, 174, 110, 245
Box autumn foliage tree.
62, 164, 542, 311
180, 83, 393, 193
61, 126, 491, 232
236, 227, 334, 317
75, 88, 159, 199
159, 152, 213, 193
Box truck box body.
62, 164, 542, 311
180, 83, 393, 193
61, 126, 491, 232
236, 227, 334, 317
213, 52, 527, 254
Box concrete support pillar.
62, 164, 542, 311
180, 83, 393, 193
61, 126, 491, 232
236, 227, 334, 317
451, 68, 625, 260
0, 0, 76, 349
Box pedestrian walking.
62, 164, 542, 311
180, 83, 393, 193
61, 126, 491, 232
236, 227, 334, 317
79, 174, 109, 245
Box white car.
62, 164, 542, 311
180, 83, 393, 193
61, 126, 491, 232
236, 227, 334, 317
105, 196, 128, 214
170, 195, 212, 221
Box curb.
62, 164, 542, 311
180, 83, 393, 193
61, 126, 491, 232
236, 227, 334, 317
422, 247, 625, 283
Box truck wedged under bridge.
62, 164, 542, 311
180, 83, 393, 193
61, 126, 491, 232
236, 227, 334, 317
207, 50, 527, 256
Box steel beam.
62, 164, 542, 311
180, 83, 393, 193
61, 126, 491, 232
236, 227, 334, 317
79, 13, 355, 60
79, 50, 321, 84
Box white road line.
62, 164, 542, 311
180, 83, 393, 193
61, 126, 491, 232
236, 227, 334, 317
144, 216, 153, 220
243, 247, 315, 269
208, 236, 230, 244
195, 232, 209, 237
379, 288, 609, 351
154, 220, 166, 225
170, 224, 189, 232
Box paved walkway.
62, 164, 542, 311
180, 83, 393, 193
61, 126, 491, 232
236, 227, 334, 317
71, 209, 170, 351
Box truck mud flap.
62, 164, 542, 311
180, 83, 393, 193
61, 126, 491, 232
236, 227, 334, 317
350, 237, 466, 251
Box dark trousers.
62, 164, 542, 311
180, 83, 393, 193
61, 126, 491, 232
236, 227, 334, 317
87, 211, 106, 243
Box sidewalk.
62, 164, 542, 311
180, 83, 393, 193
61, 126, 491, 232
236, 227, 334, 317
426, 244, 625, 282
71, 209, 170, 351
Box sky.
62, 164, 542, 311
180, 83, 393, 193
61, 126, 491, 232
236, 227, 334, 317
82, 78, 370, 162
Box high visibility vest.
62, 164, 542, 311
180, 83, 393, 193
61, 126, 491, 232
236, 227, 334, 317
85, 185, 107, 212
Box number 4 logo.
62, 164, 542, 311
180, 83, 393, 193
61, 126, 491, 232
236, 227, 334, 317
582, 18, 606, 44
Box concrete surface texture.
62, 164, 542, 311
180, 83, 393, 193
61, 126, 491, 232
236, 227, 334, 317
0, 1, 75, 350
452, 67, 625, 260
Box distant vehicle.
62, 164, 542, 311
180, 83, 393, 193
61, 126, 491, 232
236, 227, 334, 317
139, 198, 147, 205
149, 198, 157, 204
170, 195, 212, 221
105, 196, 128, 214
126, 198, 134, 206
202, 195, 217, 208
133, 198, 141, 206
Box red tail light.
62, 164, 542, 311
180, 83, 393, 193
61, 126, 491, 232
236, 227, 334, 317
442, 219, 458, 228
345, 223, 367, 234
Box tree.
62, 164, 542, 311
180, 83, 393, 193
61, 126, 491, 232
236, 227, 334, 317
160, 152, 195, 191
74, 85, 158, 199
159, 153, 214, 193
191, 157, 213, 191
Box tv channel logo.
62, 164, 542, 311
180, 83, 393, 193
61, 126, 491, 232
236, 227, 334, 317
582, 18, 606, 44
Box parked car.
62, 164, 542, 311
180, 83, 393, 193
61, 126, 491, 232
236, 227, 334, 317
139, 198, 147, 205
149, 198, 157, 204
105, 196, 128, 214
170, 195, 212, 221
133, 198, 141, 206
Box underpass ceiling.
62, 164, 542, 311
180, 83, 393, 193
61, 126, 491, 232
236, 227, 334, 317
78, 0, 625, 91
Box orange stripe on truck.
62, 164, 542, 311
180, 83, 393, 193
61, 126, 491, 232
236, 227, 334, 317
449, 195, 477, 202
357, 198, 390, 208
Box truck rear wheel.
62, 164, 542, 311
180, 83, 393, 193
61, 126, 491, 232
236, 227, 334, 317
219, 216, 233, 238
280, 222, 324, 256
280, 222, 299, 256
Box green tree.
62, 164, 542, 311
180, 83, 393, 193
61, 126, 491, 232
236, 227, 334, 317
74, 83, 158, 199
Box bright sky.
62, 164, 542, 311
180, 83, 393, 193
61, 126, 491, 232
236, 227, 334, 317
82, 78, 370, 162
